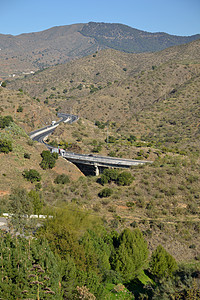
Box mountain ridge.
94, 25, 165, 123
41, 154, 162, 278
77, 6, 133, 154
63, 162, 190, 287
0, 22, 199, 79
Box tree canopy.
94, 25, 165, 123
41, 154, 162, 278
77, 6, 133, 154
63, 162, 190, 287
40, 150, 58, 169
150, 245, 177, 279
111, 228, 149, 281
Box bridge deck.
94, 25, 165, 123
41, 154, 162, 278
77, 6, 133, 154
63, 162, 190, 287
63, 152, 153, 168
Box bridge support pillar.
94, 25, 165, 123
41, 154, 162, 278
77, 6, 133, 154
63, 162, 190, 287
94, 164, 99, 176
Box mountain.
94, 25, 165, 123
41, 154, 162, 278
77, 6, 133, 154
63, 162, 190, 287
7, 39, 200, 152
0, 22, 199, 79
80, 22, 200, 53
1, 32, 200, 267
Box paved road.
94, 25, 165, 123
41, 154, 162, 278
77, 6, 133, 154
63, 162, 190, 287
29, 113, 153, 169
29, 113, 78, 142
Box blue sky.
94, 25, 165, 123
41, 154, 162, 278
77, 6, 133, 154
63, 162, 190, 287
1, 0, 200, 36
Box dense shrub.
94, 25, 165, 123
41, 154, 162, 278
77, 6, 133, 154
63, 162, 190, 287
22, 169, 41, 183
0, 115, 13, 129
24, 152, 31, 159
100, 169, 134, 186
1, 81, 6, 87
54, 174, 70, 184
95, 120, 106, 129
98, 188, 113, 198
0, 139, 12, 153
92, 144, 102, 153
127, 135, 137, 142
106, 135, 116, 143
17, 105, 23, 112
117, 171, 134, 186
40, 150, 58, 169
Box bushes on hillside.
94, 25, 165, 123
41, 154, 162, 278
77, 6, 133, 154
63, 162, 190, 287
0, 115, 13, 129
17, 105, 23, 112
24, 152, 31, 159
98, 187, 113, 198
0, 139, 12, 153
22, 169, 41, 183
1, 81, 7, 88
54, 174, 70, 184
100, 169, 134, 186
40, 150, 58, 169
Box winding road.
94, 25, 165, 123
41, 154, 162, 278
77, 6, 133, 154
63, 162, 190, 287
29, 113, 77, 142
29, 113, 153, 175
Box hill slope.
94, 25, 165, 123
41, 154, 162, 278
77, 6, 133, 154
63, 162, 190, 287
0, 22, 199, 78
7, 38, 200, 97
7, 39, 200, 152
1, 40, 200, 264
80, 22, 200, 53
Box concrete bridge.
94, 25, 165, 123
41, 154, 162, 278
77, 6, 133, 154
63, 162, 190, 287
63, 152, 153, 176
29, 113, 153, 175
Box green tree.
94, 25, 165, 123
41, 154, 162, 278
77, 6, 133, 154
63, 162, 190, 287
111, 228, 149, 281
100, 169, 119, 185
40, 150, 58, 169
0, 233, 62, 299
23, 169, 41, 183
116, 171, 134, 186
28, 190, 44, 216
98, 188, 113, 198
150, 245, 177, 280
54, 174, 70, 184
0, 115, 13, 128
8, 188, 33, 233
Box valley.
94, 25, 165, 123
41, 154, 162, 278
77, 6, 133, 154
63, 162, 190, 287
0, 23, 200, 299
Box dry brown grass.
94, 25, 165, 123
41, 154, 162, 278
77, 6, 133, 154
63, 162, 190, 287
0, 126, 82, 194
0, 87, 58, 132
